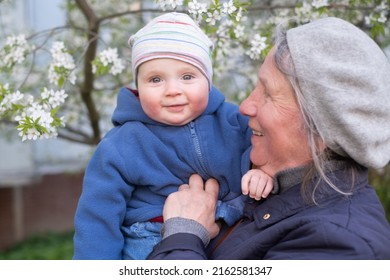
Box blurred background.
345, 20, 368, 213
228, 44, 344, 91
0, 0, 389, 259
0, 0, 92, 259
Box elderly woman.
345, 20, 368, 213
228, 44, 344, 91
148, 17, 390, 259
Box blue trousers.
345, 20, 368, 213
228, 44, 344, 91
121, 221, 162, 260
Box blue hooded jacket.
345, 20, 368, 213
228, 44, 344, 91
73, 86, 252, 259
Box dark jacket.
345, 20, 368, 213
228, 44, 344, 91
148, 162, 390, 259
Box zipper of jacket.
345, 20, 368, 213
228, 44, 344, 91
189, 121, 208, 176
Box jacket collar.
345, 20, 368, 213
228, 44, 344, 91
244, 160, 368, 229
272, 159, 352, 194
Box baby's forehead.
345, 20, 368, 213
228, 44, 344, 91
138, 58, 204, 74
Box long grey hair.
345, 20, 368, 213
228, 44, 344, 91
273, 24, 356, 203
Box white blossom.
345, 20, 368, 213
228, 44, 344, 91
1, 85, 67, 141
48, 41, 76, 86
311, 0, 328, 9
245, 34, 267, 60
157, 0, 184, 11
19, 127, 40, 141
267, 9, 290, 26
40, 88, 68, 109
0, 83, 10, 91
206, 10, 222, 26
110, 59, 125, 75
216, 37, 230, 57
0, 90, 23, 109
222, 0, 237, 15
365, 5, 388, 26
93, 48, 125, 76
99, 48, 117, 66
216, 19, 233, 38
188, 0, 208, 22
375, 2, 389, 23
15, 104, 55, 141
295, 2, 314, 22
0, 34, 33, 68
48, 70, 61, 85
234, 24, 245, 39
376, 1, 388, 11
378, 11, 388, 23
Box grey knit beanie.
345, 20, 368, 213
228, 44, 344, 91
287, 17, 390, 169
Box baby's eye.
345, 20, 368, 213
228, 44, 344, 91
182, 74, 193, 80
150, 77, 161, 83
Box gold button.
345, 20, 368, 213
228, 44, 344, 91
263, 213, 271, 220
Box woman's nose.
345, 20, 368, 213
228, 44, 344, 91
240, 97, 256, 116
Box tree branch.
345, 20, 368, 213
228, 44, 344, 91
75, 0, 101, 145
57, 130, 94, 145
98, 8, 164, 24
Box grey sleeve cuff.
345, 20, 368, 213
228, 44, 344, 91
161, 217, 211, 247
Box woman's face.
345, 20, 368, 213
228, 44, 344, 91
239, 47, 312, 177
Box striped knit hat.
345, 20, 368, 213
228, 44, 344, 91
128, 12, 214, 90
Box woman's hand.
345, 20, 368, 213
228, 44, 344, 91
163, 174, 221, 238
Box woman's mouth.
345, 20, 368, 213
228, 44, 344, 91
252, 130, 264, 136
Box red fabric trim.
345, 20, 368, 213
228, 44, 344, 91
149, 216, 164, 223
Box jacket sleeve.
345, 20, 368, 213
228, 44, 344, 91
147, 233, 208, 260
73, 139, 133, 259
147, 217, 210, 260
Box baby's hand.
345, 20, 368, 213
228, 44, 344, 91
241, 169, 273, 201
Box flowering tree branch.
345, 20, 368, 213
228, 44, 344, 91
0, 0, 388, 144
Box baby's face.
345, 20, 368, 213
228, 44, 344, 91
137, 58, 209, 126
